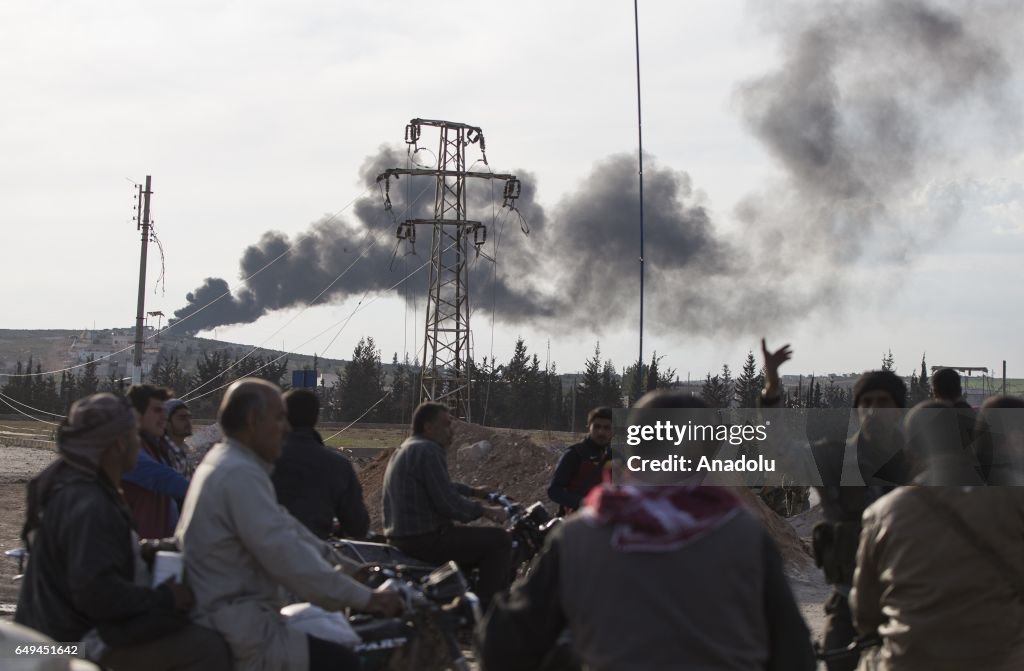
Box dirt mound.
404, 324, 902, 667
732, 487, 814, 579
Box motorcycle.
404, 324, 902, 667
341, 561, 478, 671
331, 492, 561, 589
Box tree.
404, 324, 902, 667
733, 351, 764, 408
191, 350, 234, 416
387, 353, 417, 424
59, 371, 76, 413
337, 337, 386, 422
882, 349, 895, 372
77, 356, 100, 396
575, 343, 605, 427
149, 354, 191, 395
908, 354, 930, 405
504, 338, 535, 428
701, 371, 731, 409
622, 352, 677, 401
823, 378, 849, 408
600, 359, 623, 408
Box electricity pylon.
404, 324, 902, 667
377, 119, 521, 421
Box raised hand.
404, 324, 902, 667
761, 338, 793, 398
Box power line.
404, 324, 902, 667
321, 389, 393, 443
0, 392, 61, 426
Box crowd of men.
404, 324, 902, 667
9, 339, 1024, 670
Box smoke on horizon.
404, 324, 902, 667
171, 0, 1024, 341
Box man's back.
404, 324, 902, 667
853, 486, 1024, 670
271, 428, 369, 539
558, 510, 796, 671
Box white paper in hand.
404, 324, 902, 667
151, 551, 184, 587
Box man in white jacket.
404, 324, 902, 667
176, 378, 401, 671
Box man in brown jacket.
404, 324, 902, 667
851, 403, 1024, 670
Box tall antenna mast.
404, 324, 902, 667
633, 0, 647, 402
378, 119, 521, 420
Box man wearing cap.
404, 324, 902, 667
761, 340, 909, 671
15, 392, 230, 670
164, 398, 195, 478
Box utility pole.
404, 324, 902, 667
377, 119, 521, 421
131, 176, 153, 386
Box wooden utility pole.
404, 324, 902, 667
131, 176, 153, 386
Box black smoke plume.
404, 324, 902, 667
173, 0, 1023, 338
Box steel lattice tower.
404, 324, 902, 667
377, 119, 520, 420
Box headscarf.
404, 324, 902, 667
23, 393, 137, 546
57, 392, 138, 472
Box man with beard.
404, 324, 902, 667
761, 340, 910, 671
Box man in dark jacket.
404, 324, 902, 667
15, 392, 229, 670
272, 388, 370, 539
547, 406, 613, 515
761, 340, 909, 671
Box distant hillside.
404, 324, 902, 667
0, 328, 353, 379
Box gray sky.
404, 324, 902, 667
4, 0, 1024, 382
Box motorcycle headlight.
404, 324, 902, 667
422, 561, 469, 603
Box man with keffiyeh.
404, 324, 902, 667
14, 392, 230, 670
478, 391, 816, 671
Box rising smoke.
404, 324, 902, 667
172, 0, 1023, 339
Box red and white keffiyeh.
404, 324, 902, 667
580, 484, 741, 552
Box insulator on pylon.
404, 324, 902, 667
473, 224, 487, 248
383, 179, 393, 211
397, 222, 416, 244
502, 178, 521, 205
405, 123, 421, 145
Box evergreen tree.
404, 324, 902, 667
59, 371, 76, 412
700, 366, 733, 409
77, 356, 100, 397
909, 354, 930, 405
192, 350, 234, 416
101, 366, 124, 394
337, 337, 386, 422
622, 352, 677, 401
600, 359, 623, 408
575, 343, 605, 427
733, 351, 764, 408
504, 338, 534, 428
882, 349, 895, 372
1, 361, 24, 404
823, 378, 849, 408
